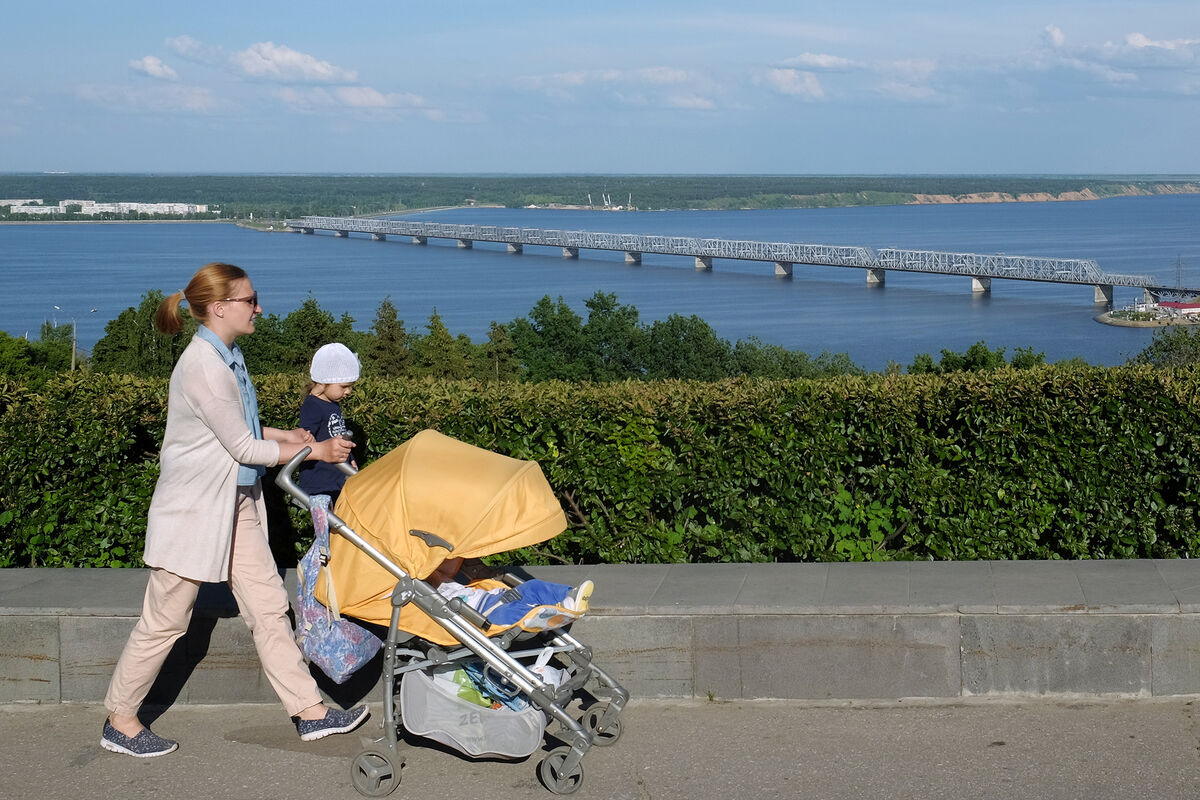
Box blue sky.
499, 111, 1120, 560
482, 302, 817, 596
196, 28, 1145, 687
2, 1, 1198, 174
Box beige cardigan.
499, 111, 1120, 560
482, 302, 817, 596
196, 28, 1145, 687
142, 336, 281, 582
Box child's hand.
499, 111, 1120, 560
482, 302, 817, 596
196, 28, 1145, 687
313, 437, 355, 463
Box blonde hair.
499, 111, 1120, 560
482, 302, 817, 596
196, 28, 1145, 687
154, 262, 248, 335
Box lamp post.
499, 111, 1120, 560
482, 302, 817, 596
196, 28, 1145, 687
52, 305, 97, 371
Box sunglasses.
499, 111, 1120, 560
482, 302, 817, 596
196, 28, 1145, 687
221, 292, 259, 308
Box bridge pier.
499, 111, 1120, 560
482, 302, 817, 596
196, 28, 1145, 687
372, 233, 387, 242
457, 239, 473, 249
334, 230, 349, 238
412, 235, 427, 245
775, 262, 793, 278
695, 256, 712, 271
507, 243, 523, 254
562, 247, 579, 258
1145, 288, 1159, 304
1094, 284, 1114, 304
625, 251, 642, 265
866, 268, 886, 287
971, 277, 991, 294
301, 227, 314, 235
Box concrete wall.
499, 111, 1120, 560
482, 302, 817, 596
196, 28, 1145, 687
3, 562, 1199, 705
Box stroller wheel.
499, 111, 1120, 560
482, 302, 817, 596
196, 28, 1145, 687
580, 704, 623, 747
350, 748, 402, 797
538, 746, 584, 795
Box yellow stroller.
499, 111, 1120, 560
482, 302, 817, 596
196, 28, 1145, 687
277, 429, 629, 796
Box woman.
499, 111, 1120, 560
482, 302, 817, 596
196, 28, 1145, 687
101, 262, 367, 758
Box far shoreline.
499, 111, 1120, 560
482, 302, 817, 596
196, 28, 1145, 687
3, 187, 1198, 226
1095, 311, 1200, 328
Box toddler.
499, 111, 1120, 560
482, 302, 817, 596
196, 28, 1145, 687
297, 343, 361, 505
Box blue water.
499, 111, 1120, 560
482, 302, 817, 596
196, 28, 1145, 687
3, 195, 1198, 371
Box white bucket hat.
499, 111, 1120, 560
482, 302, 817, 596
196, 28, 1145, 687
310, 343, 361, 383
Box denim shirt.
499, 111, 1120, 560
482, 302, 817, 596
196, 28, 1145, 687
195, 325, 266, 485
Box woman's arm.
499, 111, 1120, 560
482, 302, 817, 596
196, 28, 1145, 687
264, 426, 313, 444
279, 436, 354, 465
265, 425, 352, 464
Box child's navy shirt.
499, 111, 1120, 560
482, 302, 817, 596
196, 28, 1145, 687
297, 394, 351, 496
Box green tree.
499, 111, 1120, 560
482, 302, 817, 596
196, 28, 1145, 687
91, 291, 186, 377
413, 309, 472, 379
475, 321, 520, 382
1010, 346, 1047, 370
639, 314, 733, 380
582, 291, 644, 380
508, 296, 591, 381
0, 331, 37, 378
1132, 327, 1200, 367
366, 297, 411, 378
909, 340, 1010, 374
30, 321, 74, 373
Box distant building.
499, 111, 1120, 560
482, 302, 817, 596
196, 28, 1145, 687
1159, 301, 1200, 316
5, 199, 209, 215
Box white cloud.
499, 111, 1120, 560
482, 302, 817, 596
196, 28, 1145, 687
1044, 25, 1066, 49
77, 83, 221, 113
232, 42, 357, 83
1061, 57, 1137, 84
165, 34, 218, 64
885, 59, 937, 83
782, 53, 858, 71
1125, 32, 1200, 52
875, 81, 939, 102
275, 85, 432, 114
762, 68, 824, 100
523, 67, 694, 92
518, 66, 713, 109
129, 56, 178, 81
634, 67, 690, 85
666, 93, 715, 110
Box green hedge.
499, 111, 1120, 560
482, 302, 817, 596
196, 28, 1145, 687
3, 367, 1199, 568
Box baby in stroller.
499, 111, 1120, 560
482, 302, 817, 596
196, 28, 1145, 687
429, 557, 594, 626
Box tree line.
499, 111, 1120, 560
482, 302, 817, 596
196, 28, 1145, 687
5, 291, 1199, 384
3, 174, 1196, 220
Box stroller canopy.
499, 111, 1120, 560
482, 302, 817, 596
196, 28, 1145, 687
319, 430, 568, 626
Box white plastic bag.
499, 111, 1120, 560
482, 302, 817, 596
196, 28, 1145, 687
530, 647, 569, 690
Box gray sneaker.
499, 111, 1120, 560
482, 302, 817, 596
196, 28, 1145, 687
296, 705, 370, 741
101, 720, 179, 758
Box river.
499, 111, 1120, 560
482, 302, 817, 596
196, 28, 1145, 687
2, 194, 1198, 371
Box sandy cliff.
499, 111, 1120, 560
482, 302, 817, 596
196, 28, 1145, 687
908, 184, 1200, 205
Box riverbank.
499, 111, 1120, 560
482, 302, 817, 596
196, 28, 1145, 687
1095, 311, 1200, 328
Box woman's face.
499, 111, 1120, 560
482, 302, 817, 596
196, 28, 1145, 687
212, 277, 261, 339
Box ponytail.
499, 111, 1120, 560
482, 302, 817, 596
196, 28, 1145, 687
155, 290, 187, 335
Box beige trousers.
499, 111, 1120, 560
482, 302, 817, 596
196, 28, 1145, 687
105, 485, 322, 718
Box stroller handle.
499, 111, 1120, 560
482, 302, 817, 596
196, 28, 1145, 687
275, 446, 355, 509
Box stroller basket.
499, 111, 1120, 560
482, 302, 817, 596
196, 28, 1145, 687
277, 430, 629, 796
400, 667, 546, 759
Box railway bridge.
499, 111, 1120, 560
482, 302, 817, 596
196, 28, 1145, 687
287, 215, 1196, 303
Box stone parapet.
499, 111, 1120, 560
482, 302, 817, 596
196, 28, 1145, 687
2, 561, 1198, 705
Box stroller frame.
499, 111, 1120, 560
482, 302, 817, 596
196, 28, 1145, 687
278, 447, 629, 796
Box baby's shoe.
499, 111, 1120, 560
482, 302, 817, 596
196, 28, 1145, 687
564, 580, 594, 613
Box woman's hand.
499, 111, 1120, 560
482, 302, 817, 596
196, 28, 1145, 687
309, 436, 355, 464
265, 427, 314, 444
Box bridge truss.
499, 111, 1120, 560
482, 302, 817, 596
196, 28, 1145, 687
290, 216, 1183, 295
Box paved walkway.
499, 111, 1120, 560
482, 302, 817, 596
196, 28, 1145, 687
5, 697, 1198, 800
